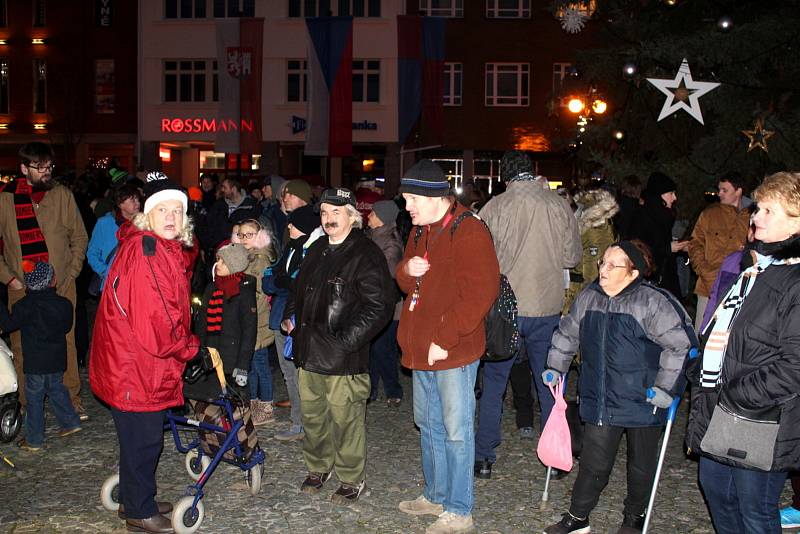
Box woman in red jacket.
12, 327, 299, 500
90, 172, 202, 533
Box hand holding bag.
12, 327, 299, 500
699, 388, 780, 471
537, 379, 573, 472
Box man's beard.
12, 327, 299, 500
30, 176, 55, 191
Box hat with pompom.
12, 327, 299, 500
23, 260, 55, 291
143, 171, 188, 215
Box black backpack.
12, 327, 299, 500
413, 211, 521, 362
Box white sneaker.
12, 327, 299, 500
425, 511, 475, 534
398, 495, 444, 516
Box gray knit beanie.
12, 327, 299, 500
216, 243, 250, 274
500, 151, 534, 182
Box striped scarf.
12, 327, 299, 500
206, 272, 244, 335
8, 180, 49, 264
700, 251, 782, 388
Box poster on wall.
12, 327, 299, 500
95, 59, 115, 114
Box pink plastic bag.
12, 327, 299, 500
536, 380, 573, 472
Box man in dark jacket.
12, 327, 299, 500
200, 177, 260, 252
284, 188, 394, 505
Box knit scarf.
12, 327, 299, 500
7, 180, 49, 264
206, 273, 243, 335
700, 251, 783, 388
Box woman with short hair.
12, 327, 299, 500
687, 171, 800, 534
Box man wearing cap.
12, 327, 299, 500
474, 150, 581, 480
284, 187, 394, 505
366, 199, 404, 405
356, 176, 383, 222
282, 178, 313, 212
0, 142, 88, 418
396, 159, 500, 534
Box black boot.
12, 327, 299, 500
474, 459, 493, 479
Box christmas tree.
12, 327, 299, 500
561, 0, 800, 214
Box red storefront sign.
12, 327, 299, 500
160, 118, 255, 134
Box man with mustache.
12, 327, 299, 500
283, 187, 394, 505
0, 142, 88, 420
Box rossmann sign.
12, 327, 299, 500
161, 118, 255, 133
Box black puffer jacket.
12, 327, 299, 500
285, 229, 394, 376
185, 275, 257, 401
686, 237, 800, 471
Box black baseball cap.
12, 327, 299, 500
316, 187, 357, 209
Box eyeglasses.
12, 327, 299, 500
597, 259, 628, 271
26, 162, 54, 172
236, 232, 256, 240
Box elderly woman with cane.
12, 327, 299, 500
542, 239, 692, 534
90, 173, 210, 534
687, 171, 800, 534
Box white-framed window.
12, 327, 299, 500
289, 0, 331, 17
338, 0, 381, 17
213, 0, 255, 17
287, 59, 307, 103
33, 0, 45, 27
163, 60, 218, 103
485, 63, 529, 107
486, 0, 530, 18
0, 58, 8, 114
352, 59, 380, 103
443, 62, 462, 106
419, 0, 463, 18
33, 59, 46, 113
164, 0, 206, 18
0, 0, 8, 27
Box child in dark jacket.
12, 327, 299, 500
0, 261, 81, 451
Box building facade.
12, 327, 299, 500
0, 0, 137, 176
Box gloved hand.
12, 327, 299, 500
183, 347, 213, 384
541, 369, 560, 386
646, 386, 673, 409
232, 368, 248, 387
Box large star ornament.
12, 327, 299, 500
647, 58, 720, 124
742, 118, 775, 153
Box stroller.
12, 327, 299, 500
0, 337, 23, 445
100, 348, 265, 534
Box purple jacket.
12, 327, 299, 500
700, 250, 744, 332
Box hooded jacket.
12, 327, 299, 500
478, 180, 581, 317
90, 222, 199, 412
686, 237, 800, 472
285, 229, 394, 375
549, 278, 693, 427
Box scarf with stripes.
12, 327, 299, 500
206, 272, 244, 335
5, 179, 49, 264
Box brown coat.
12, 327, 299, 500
396, 202, 500, 371
688, 201, 751, 297
0, 182, 88, 290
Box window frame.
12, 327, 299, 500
486, 0, 530, 19
33, 58, 46, 114
0, 58, 9, 114
352, 59, 380, 103
32, 0, 45, 27
443, 62, 462, 107
164, 0, 207, 19
419, 0, 463, 18
0, 0, 7, 28
288, 0, 332, 17
163, 59, 218, 103
552, 62, 573, 107
485, 62, 529, 107
286, 59, 308, 103
337, 0, 381, 17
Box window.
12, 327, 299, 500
33, 59, 46, 113
0, 59, 8, 114
555, 0, 596, 17
352, 60, 379, 103
163, 60, 218, 103
443, 62, 462, 106
0, 0, 7, 27
485, 63, 529, 106
552, 62, 573, 107
33, 0, 45, 26
288, 0, 331, 17
165, 0, 206, 18
287, 60, 307, 103
486, 0, 530, 18
213, 0, 255, 17
419, 0, 463, 17
338, 0, 380, 17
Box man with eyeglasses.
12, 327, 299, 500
0, 142, 88, 420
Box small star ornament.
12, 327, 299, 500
742, 119, 775, 153
647, 58, 720, 124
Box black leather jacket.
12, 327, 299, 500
285, 229, 394, 375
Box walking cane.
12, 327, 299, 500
642, 347, 698, 534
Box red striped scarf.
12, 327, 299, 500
206, 272, 244, 335
5, 179, 49, 264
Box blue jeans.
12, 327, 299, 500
699, 456, 787, 534
475, 314, 560, 462
413, 360, 479, 516
25, 372, 81, 446
369, 321, 402, 400
249, 348, 273, 402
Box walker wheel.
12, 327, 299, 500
246, 462, 263, 496
100, 473, 120, 511
172, 496, 204, 534
184, 450, 211, 481
0, 403, 21, 443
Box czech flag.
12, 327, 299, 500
305, 17, 353, 157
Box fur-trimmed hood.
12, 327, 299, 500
574, 189, 619, 233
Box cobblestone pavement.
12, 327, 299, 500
0, 368, 792, 533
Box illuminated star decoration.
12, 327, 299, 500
647, 58, 720, 124
742, 118, 775, 153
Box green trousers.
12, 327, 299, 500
298, 369, 370, 485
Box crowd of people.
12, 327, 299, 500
2, 141, 800, 534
